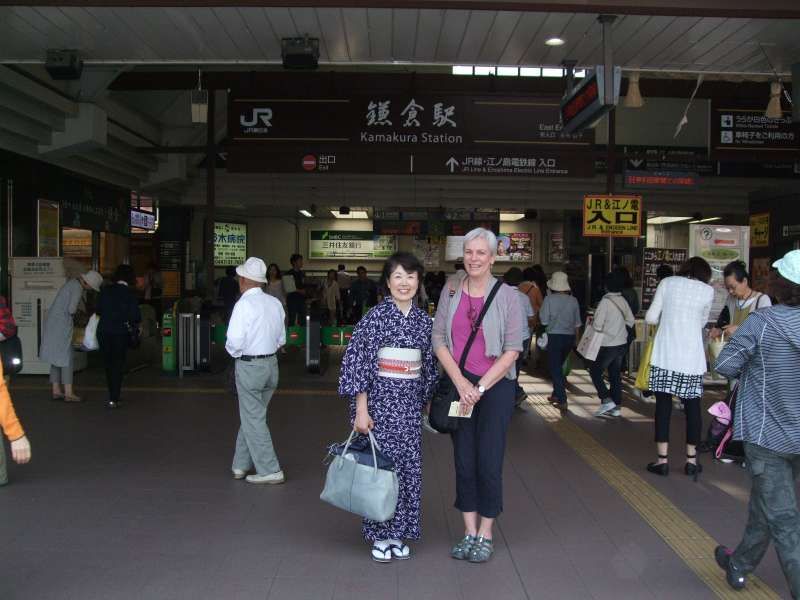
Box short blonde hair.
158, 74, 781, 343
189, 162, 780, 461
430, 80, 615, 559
463, 228, 498, 257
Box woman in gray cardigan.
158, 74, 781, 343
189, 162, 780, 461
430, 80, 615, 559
432, 228, 524, 564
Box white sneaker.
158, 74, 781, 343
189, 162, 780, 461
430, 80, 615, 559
609, 407, 621, 417
246, 470, 285, 485
232, 469, 247, 480
594, 401, 616, 417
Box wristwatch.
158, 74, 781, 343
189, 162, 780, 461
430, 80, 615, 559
477, 384, 486, 395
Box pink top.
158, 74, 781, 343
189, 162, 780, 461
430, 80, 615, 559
451, 293, 495, 376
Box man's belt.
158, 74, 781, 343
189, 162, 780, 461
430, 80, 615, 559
238, 353, 276, 361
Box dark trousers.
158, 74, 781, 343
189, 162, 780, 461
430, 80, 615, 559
99, 333, 128, 403
514, 339, 530, 397
287, 293, 305, 326
452, 376, 514, 518
654, 392, 702, 445
588, 344, 628, 406
547, 334, 575, 404
733, 442, 800, 598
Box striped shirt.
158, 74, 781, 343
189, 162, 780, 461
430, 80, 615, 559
715, 305, 800, 454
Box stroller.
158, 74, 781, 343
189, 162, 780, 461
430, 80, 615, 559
700, 383, 746, 465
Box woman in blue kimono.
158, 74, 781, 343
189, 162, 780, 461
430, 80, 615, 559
338, 251, 438, 563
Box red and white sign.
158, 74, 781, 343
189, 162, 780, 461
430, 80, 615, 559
302, 155, 317, 171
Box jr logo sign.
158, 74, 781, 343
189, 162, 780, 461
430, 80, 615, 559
240, 108, 273, 133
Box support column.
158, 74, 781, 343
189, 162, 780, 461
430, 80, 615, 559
204, 90, 216, 298
600, 14, 617, 273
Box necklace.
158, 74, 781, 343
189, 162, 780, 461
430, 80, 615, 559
466, 280, 479, 332
736, 290, 754, 310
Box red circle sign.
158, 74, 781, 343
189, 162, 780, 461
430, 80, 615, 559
302, 155, 317, 171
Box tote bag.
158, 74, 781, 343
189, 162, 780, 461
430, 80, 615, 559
634, 337, 655, 391
320, 430, 398, 522
576, 322, 604, 362
81, 314, 100, 351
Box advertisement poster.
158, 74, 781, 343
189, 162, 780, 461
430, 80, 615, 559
445, 236, 464, 261
37, 199, 60, 257
496, 232, 533, 262
641, 248, 688, 309
412, 238, 442, 269
583, 194, 643, 238
548, 232, 565, 264
689, 224, 750, 320
750, 213, 770, 248
751, 257, 772, 293
309, 231, 396, 260
214, 222, 247, 267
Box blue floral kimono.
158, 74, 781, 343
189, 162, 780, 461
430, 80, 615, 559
338, 298, 438, 542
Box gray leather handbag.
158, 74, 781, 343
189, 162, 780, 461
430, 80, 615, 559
320, 430, 399, 522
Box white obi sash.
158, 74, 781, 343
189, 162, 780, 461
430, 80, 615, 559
377, 347, 422, 379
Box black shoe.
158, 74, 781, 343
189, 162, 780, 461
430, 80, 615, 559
106, 401, 118, 410
646, 455, 669, 476
714, 545, 746, 590
685, 454, 703, 481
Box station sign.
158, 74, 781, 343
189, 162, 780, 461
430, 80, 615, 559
750, 213, 770, 247
623, 170, 698, 190
560, 66, 621, 135
309, 230, 396, 260
713, 108, 798, 159
214, 222, 247, 267
582, 194, 643, 238
130, 209, 156, 231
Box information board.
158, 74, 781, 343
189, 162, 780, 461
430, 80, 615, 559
689, 224, 750, 320
309, 231, 396, 260
641, 248, 688, 310
750, 213, 770, 248
582, 194, 643, 238
214, 222, 247, 267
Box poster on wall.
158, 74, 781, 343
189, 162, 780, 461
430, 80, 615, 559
309, 230, 397, 259
445, 236, 464, 261
412, 238, 443, 269
750, 213, 770, 248
689, 224, 750, 320
37, 199, 60, 257
548, 232, 565, 263
496, 232, 533, 262
751, 257, 772, 293
641, 248, 688, 310
214, 222, 247, 267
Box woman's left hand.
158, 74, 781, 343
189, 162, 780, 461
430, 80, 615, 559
723, 324, 739, 337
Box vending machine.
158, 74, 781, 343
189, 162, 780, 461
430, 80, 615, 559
10, 257, 88, 375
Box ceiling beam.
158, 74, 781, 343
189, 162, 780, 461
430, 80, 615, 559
3, 2, 800, 19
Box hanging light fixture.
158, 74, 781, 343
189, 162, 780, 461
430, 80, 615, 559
765, 81, 783, 119
623, 72, 644, 108
191, 68, 208, 124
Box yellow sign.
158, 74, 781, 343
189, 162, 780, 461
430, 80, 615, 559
750, 213, 770, 247
583, 194, 643, 238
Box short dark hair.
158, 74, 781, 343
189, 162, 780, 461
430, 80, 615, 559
605, 271, 625, 293
290, 254, 303, 265
337, 264, 346, 271
503, 267, 524, 286
655, 264, 674, 281
723, 260, 750, 284
225, 266, 237, 277
267, 263, 281, 279
114, 264, 136, 286
768, 271, 800, 307
677, 256, 712, 284
380, 252, 424, 296
357, 265, 367, 274
614, 266, 634, 288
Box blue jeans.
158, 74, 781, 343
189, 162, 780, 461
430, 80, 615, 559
547, 334, 575, 404
732, 442, 800, 598
588, 344, 628, 406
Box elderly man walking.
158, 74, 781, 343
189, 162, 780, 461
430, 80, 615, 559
226, 257, 287, 485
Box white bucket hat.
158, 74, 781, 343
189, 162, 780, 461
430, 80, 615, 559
773, 250, 800, 285
547, 271, 571, 292
236, 257, 268, 283
81, 270, 103, 292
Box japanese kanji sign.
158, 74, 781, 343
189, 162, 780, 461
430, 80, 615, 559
582, 194, 643, 238
309, 231, 397, 260
713, 108, 798, 160
214, 222, 247, 267
641, 248, 688, 309
750, 213, 770, 248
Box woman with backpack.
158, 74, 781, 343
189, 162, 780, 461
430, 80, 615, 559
713, 250, 800, 597
589, 271, 635, 418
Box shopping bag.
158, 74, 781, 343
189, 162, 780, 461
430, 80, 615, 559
708, 332, 726, 362
320, 430, 398, 522
561, 352, 573, 377
576, 325, 603, 362
81, 314, 99, 351
634, 337, 655, 391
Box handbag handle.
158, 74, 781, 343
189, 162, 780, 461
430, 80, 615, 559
457, 281, 502, 372
343, 428, 382, 474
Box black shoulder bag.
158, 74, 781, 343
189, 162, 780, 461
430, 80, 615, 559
429, 281, 502, 434
0, 335, 23, 376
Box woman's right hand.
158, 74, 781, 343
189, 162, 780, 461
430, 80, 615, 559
354, 410, 374, 434
455, 375, 479, 405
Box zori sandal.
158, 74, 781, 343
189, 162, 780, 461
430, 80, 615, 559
450, 534, 477, 560
371, 541, 392, 563
468, 537, 494, 563
388, 541, 411, 560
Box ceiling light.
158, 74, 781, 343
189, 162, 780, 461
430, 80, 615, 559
545, 37, 565, 47
765, 81, 783, 119
623, 72, 644, 109
698, 217, 722, 223
190, 69, 208, 124
474, 66, 496, 76
299, 209, 313, 218
500, 213, 525, 222
331, 210, 369, 219
497, 66, 519, 77
647, 216, 692, 225
542, 68, 564, 77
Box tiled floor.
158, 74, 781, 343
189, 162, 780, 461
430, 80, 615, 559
0, 350, 793, 599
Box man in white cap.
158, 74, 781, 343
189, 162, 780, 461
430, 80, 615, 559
225, 257, 287, 484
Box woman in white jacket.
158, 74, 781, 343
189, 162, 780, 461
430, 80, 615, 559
644, 257, 714, 478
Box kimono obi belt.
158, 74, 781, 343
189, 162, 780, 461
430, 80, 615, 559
377, 347, 422, 380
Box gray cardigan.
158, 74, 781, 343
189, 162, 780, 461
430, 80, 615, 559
432, 272, 524, 380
